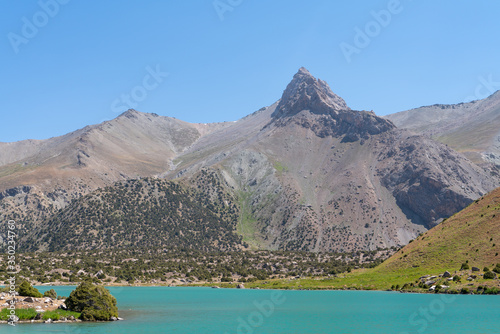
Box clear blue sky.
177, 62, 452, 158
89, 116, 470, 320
1, 1, 499, 142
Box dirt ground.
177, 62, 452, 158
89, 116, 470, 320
0, 293, 65, 312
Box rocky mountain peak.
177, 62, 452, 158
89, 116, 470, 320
271, 68, 395, 142
274, 67, 350, 118
118, 109, 141, 119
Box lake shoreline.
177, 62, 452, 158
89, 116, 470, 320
24, 282, 499, 295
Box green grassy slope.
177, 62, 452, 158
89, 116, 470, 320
339, 187, 500, 290
240, 187, 500, 291
378, 187, 500, 274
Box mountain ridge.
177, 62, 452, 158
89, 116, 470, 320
1, 68, 499, 252
385, 90, 500, 166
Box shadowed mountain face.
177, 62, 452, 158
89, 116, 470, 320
1, 68, 499, 252
385, 91, 500, 166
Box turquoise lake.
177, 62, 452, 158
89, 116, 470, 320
5, 286, 500, 333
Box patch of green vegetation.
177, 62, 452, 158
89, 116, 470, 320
19, 281, 43, 298
65, 282, 118, 321
42, 309, 81, 321
43, 289, 57, 299
0, 308, 37, 321
273, 161, 287, 175
237, 191, 261, 250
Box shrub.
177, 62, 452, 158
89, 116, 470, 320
483, 287, 499, 295
65, 282, 118, 321
43, 289, 57, 299
483, 267, 490, 272
460, 288, 469, 294
460, 263, 469, 270
453, 275, 461, 282
483, 271, 496, 279
493, 264, 500, 274
18, 281, 43, 298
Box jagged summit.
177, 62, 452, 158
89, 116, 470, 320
117, 109, 144, 119
272, 68, 395, 142
274, 67, 350, 118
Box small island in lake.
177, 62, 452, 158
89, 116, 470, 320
0, 281, 120, 324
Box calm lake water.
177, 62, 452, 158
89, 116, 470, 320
4, 286, 499, 333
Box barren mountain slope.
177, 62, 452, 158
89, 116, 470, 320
1, 68, 499, 253
171, 69, 499, 252
385, 91, 500, 165
0, 111, 229, 228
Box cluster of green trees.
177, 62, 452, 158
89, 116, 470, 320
0, 248, 389, 285
23, 177, 244, 252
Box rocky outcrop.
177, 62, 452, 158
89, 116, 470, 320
0, 185, 32, 201
271, 68, 395, 142
376, 131, 498, 228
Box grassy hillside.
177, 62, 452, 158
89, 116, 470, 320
378, 187, 499, 274
240, 187, 500, 292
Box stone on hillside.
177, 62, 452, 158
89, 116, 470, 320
237, 284, 245, 289
424, 280, 436, 286
24, 297, 35, 303
443, 271, 451, 278
472, 267, 480, 272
